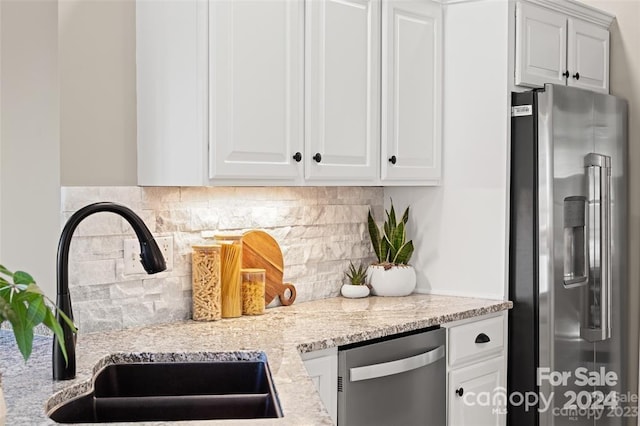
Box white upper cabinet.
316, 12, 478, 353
515, 1, 612, 94
137, 0, 304, 186
136, 0, 207, 186
209, 0, 304, 181
137, 0, 442, 186
515, 2, 567, 87
305, 0, 380, 183
567, 18, 609, 93
381, 0, 442, 184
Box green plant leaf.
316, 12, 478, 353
0, 295, 16, 323
383, 218, 391, 243
24, 283, 44, 296
387, 203, 397, 231
345, 261, 367, 285
0, 264, 13, 278
389, 221, 406, 259
367, 210, 384, 263
43, 309, 68, 364
51, 301, 77, 334
13, 270, 34, 285
395, 220, 406, 246
380, 236, 390, 263
401, 206, 410, 225
7, 300, 34, 361
26, 296, 47, 327
393, 240, 414, 265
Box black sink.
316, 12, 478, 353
48, 358, 283, 423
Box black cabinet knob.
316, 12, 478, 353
456, 387, 464, 397
475, 333, 491, 344
313, 153, 322, 163
292, 152, 302, 162
573, 72, 580, 80
388, 155, 397, 165
562, 70, 570, 78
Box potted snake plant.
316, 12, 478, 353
367, 200, 416, 296
0, 265, 75, 424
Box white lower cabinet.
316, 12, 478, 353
444, 312, 507, 426
301, 347, 338, 424
301, 315, 507, 426
449, 356, 505, 426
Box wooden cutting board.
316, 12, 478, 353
242, 230, 296, 306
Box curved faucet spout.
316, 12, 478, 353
53, 202, 166, 380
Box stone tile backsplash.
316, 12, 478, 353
62, 186, 383, 333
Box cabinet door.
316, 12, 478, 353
567, 18, 609, 94
448, 356, 506, 426
305, 0, 380, 182
301, 348, 338, 424
209, 0, 303, 181
515, 2, 567, 88
137, 0, 208, 186
381, 0, 442, 184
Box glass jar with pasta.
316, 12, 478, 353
215, 234, 243, 318
241, 268, 265, 315
191, 244, 222, 321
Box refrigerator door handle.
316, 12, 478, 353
581, 153, 612, 342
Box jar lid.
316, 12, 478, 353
213, 232, 243, 241
192, 243, 221, 250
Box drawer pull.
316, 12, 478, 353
475, 333, 490, 344
456, 387, 464, 397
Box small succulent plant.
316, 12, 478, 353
345, 261, 368, 286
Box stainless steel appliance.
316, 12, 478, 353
337, 326, 446, 425
509, 84, 638, 425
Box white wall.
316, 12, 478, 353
59, 0, 137, 186
0, 0, 60, 297
385, 0, 511, 300
580, 2, 640, 420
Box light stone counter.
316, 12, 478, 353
0, 294, 512, 425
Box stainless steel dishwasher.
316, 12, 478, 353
337, 326, 446, 426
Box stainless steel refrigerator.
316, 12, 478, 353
508, 84, 637, 426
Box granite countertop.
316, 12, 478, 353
0, 294, 512, 425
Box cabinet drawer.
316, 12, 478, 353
448, 315, 504, 367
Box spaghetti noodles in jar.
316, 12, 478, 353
215, 234, 243, 318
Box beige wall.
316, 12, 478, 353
59, 0, 137, 186
0, 0, 60, 296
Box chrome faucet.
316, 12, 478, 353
53, 202, 166, 380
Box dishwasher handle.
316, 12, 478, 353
349, 345, 445, 382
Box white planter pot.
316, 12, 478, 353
367, 264, 416, 296
340, 284, 370, 299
